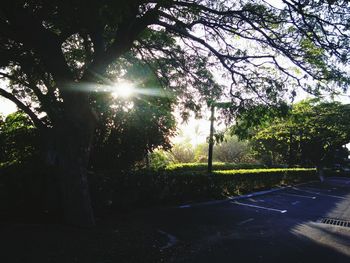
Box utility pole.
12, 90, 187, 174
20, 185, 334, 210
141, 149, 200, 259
207, 100, 231, 173
288, 126, 293, 167
208, 104, 215, 173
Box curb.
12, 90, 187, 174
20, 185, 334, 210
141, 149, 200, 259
178, 180, 320, 209
178, 186, 286, 209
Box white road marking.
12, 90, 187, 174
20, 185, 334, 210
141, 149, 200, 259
292, 187, 346, 199
248, 198, 265, 203
158, 230, 178, 250
231, 201, 287, 213
179, 205, 191, 208
279, 192, 316, 199
302, 187, 336, 193
256, 199, 266, 203
237, 218, 255, 226
291, 201, 300, 205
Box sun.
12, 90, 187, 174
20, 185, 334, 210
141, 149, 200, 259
112, 81, 135, 98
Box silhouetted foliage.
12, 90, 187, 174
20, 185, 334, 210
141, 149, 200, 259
89, 61, 176, 171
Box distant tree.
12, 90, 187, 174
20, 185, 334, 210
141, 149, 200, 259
234, 99, 350, 177
169, 142, 196, 163
290, 100, 350, 174
214, 136, 252, 163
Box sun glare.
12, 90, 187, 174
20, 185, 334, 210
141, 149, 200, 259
112, 81, 135, 98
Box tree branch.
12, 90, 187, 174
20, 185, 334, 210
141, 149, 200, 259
83, 5, 161, 80
0, 87, 45, 129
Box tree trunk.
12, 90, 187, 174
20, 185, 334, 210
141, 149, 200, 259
207, 105, 215, 173
45, 107, 96, 227
59, 125, 95, 226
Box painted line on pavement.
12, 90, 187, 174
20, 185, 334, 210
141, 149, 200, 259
158, 230, 178, 250
293, 180, 319, 187
178, 186, 287, 208
237, 218, 255, 226
292, 187, 346, 199
291, 201, 301, 205
279, 192, 316, 199
177, 181, 319, 209
231, 201, 287, 213
302, 186, 338, 193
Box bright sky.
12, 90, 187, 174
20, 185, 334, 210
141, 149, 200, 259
173, 88, 350, 147
0, 79, 16, 117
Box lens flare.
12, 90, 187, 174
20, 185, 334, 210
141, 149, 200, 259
112, 81, 135, 98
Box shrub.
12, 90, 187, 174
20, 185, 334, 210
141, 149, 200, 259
213, 168, 316, 195
148, 150, 170, 170
89, 168, 317, 213
168, 143, 196, 163
214, 136, 252, 163
165, 162, 266, 172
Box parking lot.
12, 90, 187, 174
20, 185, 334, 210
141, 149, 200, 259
1, 177, 349, 263
149, 177, 350, 262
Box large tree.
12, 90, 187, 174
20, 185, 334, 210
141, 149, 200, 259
233, 99, 350, 172
0, 0, 349, 225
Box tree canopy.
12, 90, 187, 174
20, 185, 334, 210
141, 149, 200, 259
1, 1, 349, 127
233, 99, 350, 167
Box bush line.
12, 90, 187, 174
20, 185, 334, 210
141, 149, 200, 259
90, 168, 317, 213
0, 164, 318, 215
165, 162, 267, 172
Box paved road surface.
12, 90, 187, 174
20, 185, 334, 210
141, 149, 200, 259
147, 177, 350, 263
1, 177, 349, 263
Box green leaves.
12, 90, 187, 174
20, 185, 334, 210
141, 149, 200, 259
0, 112, 39, 167
234, 99, 350, 167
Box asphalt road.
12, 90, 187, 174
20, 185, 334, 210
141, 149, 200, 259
146, 177, 350, 263
1, 177, 350, 263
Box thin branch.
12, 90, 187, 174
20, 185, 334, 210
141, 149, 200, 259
0, 87, 45, 129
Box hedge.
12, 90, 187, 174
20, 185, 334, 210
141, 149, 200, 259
213, 168, 316, 195
164, 162, 266, 172
89, 168, 317, 213
0, 164, 317, 215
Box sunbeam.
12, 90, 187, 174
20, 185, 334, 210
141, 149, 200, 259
112, 81, 135, 98
66, 79, 172, 99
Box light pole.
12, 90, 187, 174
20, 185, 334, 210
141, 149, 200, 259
208, 101, 232, 173
207, 101, 232, 173
208, 104, 215, 173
